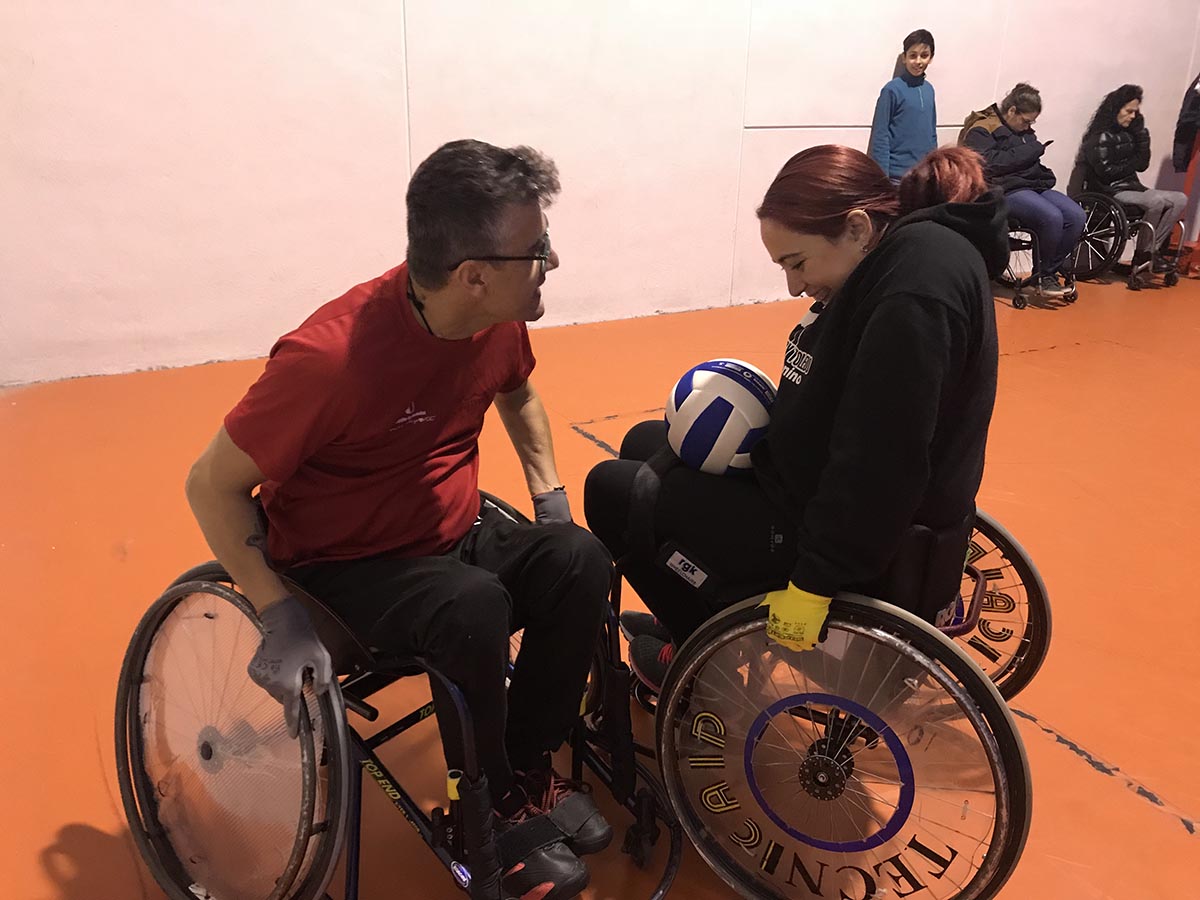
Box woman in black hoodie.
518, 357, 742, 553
1080, 84, 1188, 271
583, 147, 1008, 691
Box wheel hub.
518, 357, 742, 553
196, 725, 225, 774
798, 753, 849, 801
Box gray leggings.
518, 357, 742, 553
1112, 189, 1189, 252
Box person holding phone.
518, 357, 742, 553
960, 83, 1085, 297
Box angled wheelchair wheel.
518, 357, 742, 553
656, 596, 1031, 900
116, 577, 351, 900
1068, 193, 1127, 281
954, 511, 1052, 700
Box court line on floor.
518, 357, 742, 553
570, 410, 1199, 839
997, 338, 1133, 358
569, 407, 663, 458
1011, 709, 1197, 837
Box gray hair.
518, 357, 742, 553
406, 140, 561, 288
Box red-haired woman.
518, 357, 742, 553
583, 146, 1009, 691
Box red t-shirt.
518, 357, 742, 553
225, 263, 535, 567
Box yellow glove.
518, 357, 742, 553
759, 584, 832, 652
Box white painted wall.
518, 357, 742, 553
404, 0, 751, 324
0, 1, 410, 385
3, 0, 1199, 384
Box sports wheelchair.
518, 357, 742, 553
1065, 165, 1185, 292
117, 495, 1047, 900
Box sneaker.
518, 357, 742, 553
1153, 256, 1176, 274
618, 610, 671, 643
629, 635, 675, 693
496, 801, 590, 900
1036, 274, 1068, 298
519, 766, 613, 856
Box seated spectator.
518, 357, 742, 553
961, 83, 1085, 298
1081, 84, 1188, 272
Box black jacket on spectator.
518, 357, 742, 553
1173, 72, 1200, 173
959, 104, 1056, 193
1082, 116, 1150, 194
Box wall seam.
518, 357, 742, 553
726, 0, 756, 308
401, 1, 414, 175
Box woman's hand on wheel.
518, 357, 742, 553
759, 584, 831, 652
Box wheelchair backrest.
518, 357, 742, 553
1066, 161, 1089, 199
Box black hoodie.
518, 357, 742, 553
750, 189, 1007, 606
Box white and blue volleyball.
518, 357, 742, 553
666, 359, 777, 475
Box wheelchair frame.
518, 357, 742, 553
999, 224, 1079, 309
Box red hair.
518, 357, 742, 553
757, 145, 898, 238
898, 147, 988, 215
757, 145, 988, 235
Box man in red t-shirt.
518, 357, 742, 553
185, 140, 611, 900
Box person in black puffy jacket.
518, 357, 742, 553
1082, 84, 1188, 270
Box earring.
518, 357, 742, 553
862, 244, 870, 254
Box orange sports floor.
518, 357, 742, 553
3, 276, 1199, 900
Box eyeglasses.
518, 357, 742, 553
447, 232, 552, 273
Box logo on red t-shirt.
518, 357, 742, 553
390, 401, 437, 429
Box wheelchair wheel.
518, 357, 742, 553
656, 596, 1031, 900
998, 230, 1035, 291
116, 578, 351, 900
1068, 193, 1127, 280
955, 512, 1051, 700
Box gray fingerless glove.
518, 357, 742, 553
247, 595, 334, 738
532, 487, 572, 524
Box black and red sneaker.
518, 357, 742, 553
629, 635, 675, 694
495, 800, 589, 900
618, 610, 671, 643
518, 766, 613, 856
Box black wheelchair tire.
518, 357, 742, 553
965, 511, 1053, 701
116, 579, 350, 900
1068, 193, 1129, 281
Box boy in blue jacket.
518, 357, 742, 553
869, 29, 938, 181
